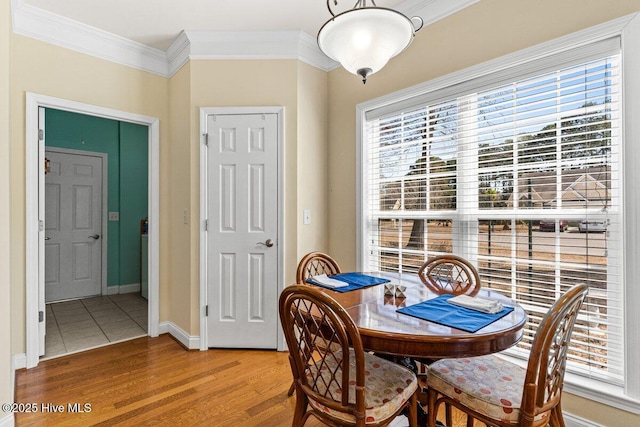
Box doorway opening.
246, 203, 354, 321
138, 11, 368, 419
26, 93, 160, 368
42, 109, 149, 358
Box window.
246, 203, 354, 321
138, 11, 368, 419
358, 17, 640, 408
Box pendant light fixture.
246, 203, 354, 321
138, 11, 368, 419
317, 0, 423, 84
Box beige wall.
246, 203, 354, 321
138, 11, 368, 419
296, 61, 329, 261
184, 59, 329, 333
7, 34, 331, 350
167, 62, 192, 331
9, 35, 171, 354
1, 0, 13, 419
326, 0, 640, 425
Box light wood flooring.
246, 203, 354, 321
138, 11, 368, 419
15, 334, 478, 427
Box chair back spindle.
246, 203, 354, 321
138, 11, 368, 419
521, 284, 588, 425
418, 255, 481, 296
297, 252, 341, 284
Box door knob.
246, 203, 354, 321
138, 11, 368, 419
89, 234, 100, 240
257, 239, 274, 248
44, 237, 51, 241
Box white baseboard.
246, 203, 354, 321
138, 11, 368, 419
0, 413, 14, 427
5, 354, 22, 427
158, 321, 200, 350
12, 353, 26, 371
11, 353, 26, 407
105, 283, 140, 295
564, 412, 605, 427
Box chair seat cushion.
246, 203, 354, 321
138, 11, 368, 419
427, 354, 547, 424
307, 350, 418, 424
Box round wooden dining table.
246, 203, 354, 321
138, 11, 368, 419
314, 272, 528, 359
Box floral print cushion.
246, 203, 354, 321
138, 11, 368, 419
307, 350, 418, 424
427, 354, 548, 424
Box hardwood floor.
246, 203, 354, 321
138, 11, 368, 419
14, 334, 476, 426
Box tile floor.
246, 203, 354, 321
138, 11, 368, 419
43, 293, 148, 359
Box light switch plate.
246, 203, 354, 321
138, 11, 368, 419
108, 212, 119, 221
303, 209, 311, 225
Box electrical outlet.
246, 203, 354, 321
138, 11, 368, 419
183, 209, 188, 225
108, 212, 119, 221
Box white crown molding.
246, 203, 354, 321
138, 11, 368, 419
166, 31, 192, 76
167, 30, 336, 76
10, 0, 478, 77
11, 0, 169, 77
398, 0, 481, 26
297, 31, 338, 71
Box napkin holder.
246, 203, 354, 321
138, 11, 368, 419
384, 283, 406, 298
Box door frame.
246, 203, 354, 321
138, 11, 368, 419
45, 147, 109, 299
26, 92, 161, 368
199, 106, 285, 351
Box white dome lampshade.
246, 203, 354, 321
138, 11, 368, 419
318, 6, 423, 84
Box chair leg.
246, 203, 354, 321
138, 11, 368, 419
292, 392, 307, 427
445, 403, 452, 427
427, 387, 439, 427
550, 403, 566, 427
287, 380, 295, 397
407, 392, 418, 427
465, 414, 474, 427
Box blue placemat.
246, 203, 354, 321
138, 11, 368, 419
306, 272, 390, 293
396, 294, 514, 333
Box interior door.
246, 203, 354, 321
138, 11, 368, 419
45, 149, 104, 302
206, 113, 278, 349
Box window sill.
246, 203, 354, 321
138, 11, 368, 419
562, 372, 640, 415
498, 354, 640, 414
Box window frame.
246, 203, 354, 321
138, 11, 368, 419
356, 13, 640, 413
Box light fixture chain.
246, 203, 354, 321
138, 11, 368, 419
327, 0, 377, 17
327, 0, 337, 17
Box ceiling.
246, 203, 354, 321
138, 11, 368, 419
22, 0, 408, 51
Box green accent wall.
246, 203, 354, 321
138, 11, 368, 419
119, 122, 149, 285
45, 108, 148, 288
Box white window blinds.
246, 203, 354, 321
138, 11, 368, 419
362, 44, 622, 383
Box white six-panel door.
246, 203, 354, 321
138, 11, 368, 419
45, 149, 103, 302
206, 113, 279, 349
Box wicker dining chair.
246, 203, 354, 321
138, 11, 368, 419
280, 285, 419, 427
416, 255, 482, 425
418, 254, 481, 297
426, 284, 589, 427
296, 251, 342, 284
286, 252, 344, 396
